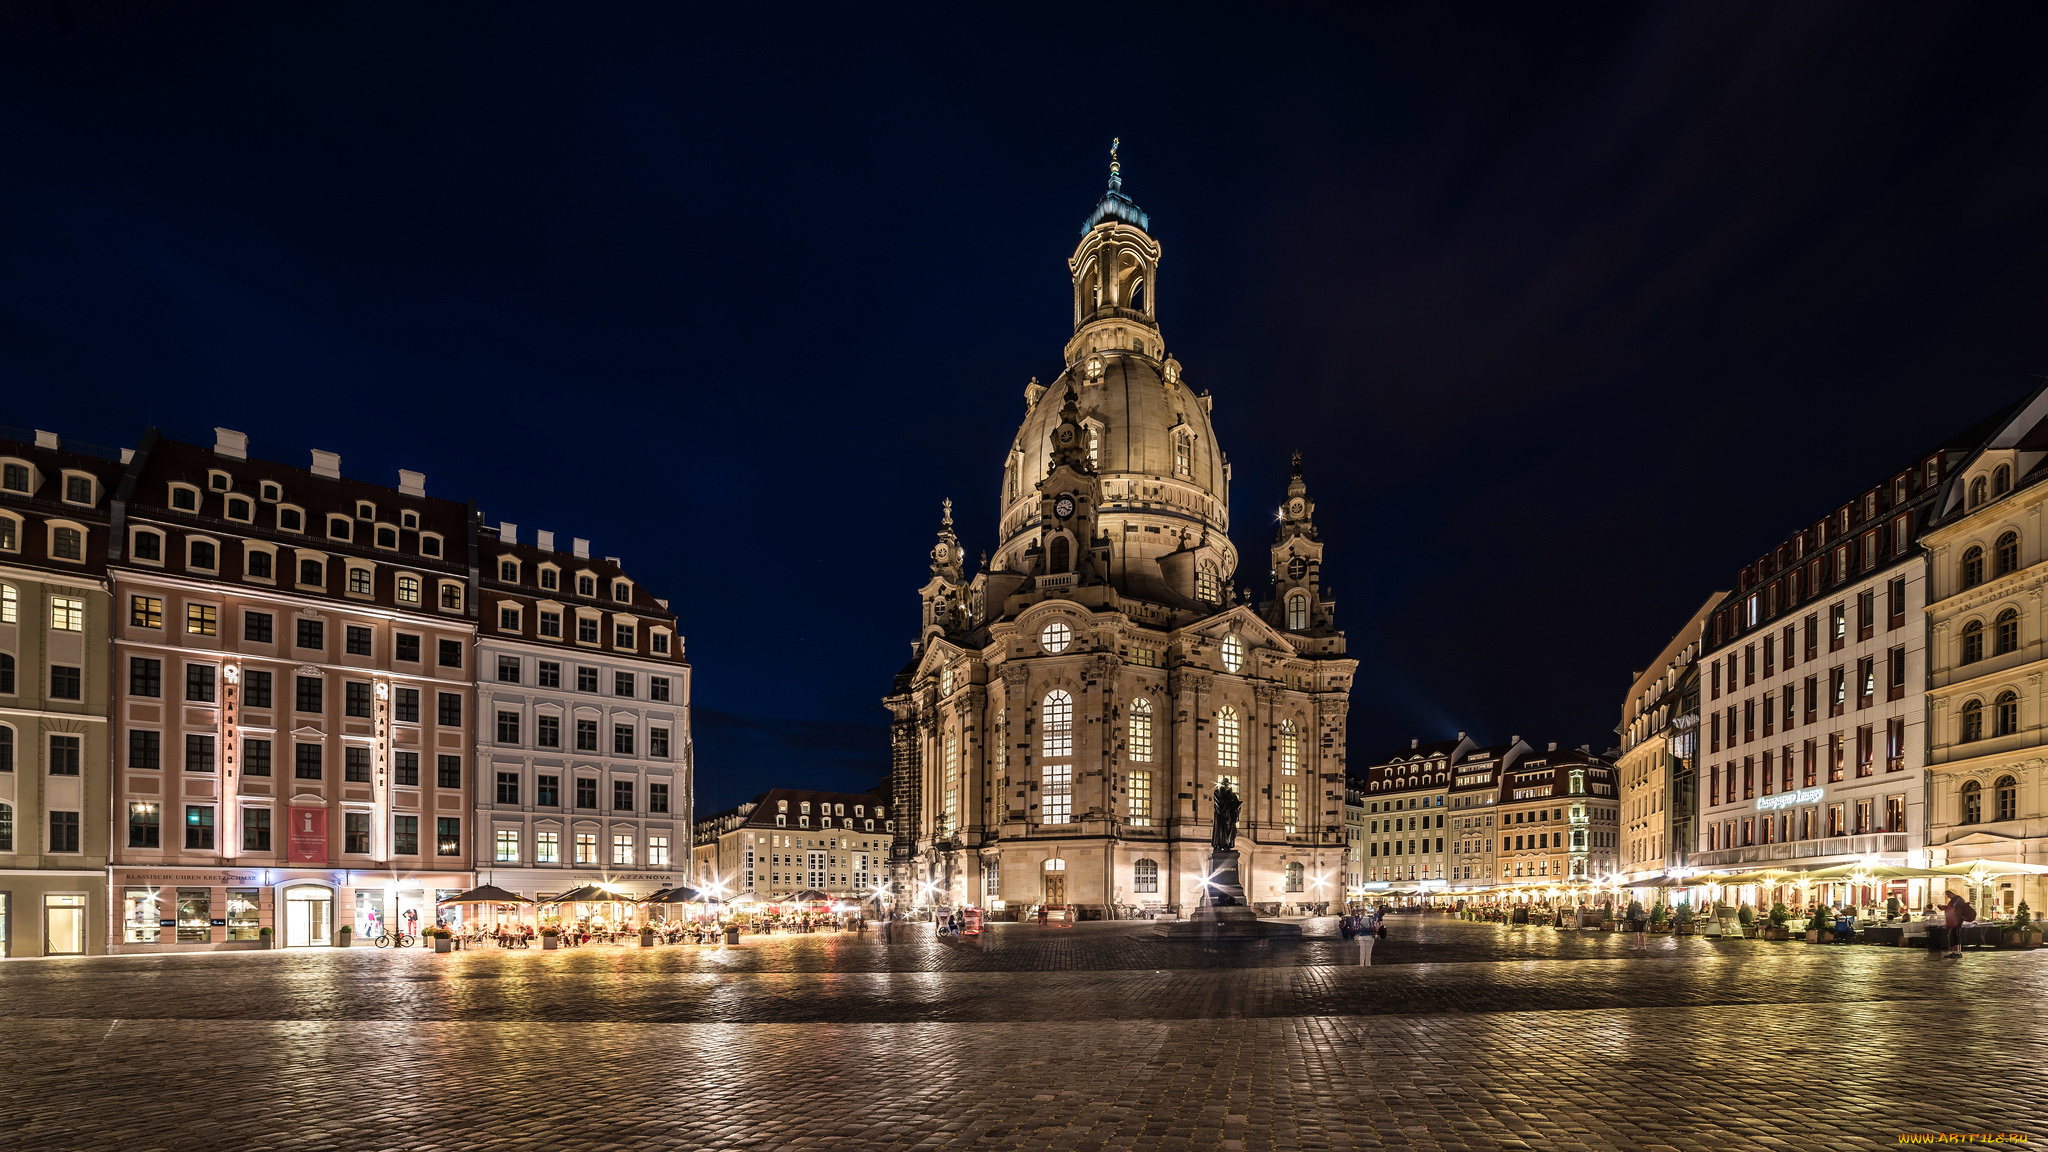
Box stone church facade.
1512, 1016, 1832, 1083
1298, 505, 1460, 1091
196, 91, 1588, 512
884, 155, 1358, 918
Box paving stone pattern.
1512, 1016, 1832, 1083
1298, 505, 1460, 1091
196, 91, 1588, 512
1, 917, 2041, 1151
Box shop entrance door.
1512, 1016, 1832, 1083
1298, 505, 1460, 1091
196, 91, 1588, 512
44, 895, 85, 956
283, 888, 333, 947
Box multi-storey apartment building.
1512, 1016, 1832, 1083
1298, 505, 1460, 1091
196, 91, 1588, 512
692, 788, 891, 907
107, 429, 479, 951
1343, 776, 1365, 896
1447, 740, 1529, 887
1922, 386, 2048, 916
1495, 745, 1619, 888
1616, 597, 1716, 884
1360, 735, 1469, 888
0, 429, 126, 956
1689, 419, 1997, 879
473, 522, 689, 902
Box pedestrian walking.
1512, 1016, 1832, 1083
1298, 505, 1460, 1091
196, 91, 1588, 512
1627, 898, 1647, 947
1941, 888, 1973, 959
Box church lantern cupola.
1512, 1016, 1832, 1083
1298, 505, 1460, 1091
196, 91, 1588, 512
1067, 138, 1164, 365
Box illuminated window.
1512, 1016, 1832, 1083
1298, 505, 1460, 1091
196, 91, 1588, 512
49, 596, 83, 632
1041, 621, 1073, 654
1128, 698, 1153, 762
574, 833, 598, 865
1127, 770, 1152, 826
1042, 689, 1073, 824
1282, 781, 1299, 834
1216, 707, 1240, 771
496, 830, 519, 863
1222, 634, 1244, 673
1280, 720, 1299, 776
1286, 593, 1308, 630
1197, 563, 1221, 604
943, 728, 959, 830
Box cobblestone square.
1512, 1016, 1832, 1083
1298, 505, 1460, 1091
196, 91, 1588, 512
1, 917, 2040, 1150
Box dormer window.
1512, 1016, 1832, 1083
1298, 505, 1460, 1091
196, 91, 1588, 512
778, 800, 788, 812
208, 472, 230, 492
260, 482, 281, 502
374, 525, 397, 549
278, 506, 304, 532
356, 502, 374, 520
63, 474, 96, 505
225, 497, 254, 522
1, 462, 30, 493
169, 485, 199, 512
540, 567, 559, 591
327, 517, 351, 541
613, 580, 630, 601
396, 575, 420, 604
419, 533, 443, 558
500, 559, 519, 582
801, 802, 811, 813
577, 574, 596, 597
347, 567, 372, 595
400, 511, 418, 530
440, 584, 463, 611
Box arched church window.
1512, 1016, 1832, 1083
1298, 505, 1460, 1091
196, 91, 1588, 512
1280, 721, 1299, 776
1040, 621, 1072, 654
1128, 698, 1153, 762
1216, 707, 1241, 771
1970, 477, 1987, 508
1284, 862, 1303, 893
1174, 433, 1191, 477
1286, 593, 1308, 631
1049, 535, 1070, 574
1130, 278, 1145, 312
1995, 464, 2013, 496
1196, 563, 1221, 604
1042, 691, 1074, 824
1221, 634, 1245, 674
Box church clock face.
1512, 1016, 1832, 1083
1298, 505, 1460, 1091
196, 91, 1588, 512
1287, 556, 1308, 581
1290, 498, 1305, 516
1054, 494, 1076, 519
932, 543, 950, 562
1059, 426, 1076, 444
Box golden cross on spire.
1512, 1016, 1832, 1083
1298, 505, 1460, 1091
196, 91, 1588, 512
1110, 137, 1120, 176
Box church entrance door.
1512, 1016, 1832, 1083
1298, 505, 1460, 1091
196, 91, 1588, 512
1043, 874, 1066, 905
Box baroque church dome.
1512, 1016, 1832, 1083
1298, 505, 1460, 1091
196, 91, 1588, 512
990, 149, 1236, 606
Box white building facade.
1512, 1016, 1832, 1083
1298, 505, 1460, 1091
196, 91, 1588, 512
472, 525, 690, 902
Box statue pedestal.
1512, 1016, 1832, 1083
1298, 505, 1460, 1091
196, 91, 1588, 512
1157, 849, 1302, 940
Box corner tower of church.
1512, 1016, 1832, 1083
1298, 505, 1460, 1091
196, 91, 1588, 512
885, 146, 1359, 920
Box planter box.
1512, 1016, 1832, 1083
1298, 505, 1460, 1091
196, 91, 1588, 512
1600, 921, 1615, 931
433, 937, 452, 954
542, 936, 559, 950
1675, 923, 1698, 935
640, 930, 656, 948
1649, 923, 1671, 934
1763, 926, 1789, 940
1740, 926, 1759, 938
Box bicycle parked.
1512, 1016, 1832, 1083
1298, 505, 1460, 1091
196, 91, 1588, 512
371, 928, 417, 948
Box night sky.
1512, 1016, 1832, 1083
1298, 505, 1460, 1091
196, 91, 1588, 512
8, 5, 2048, 815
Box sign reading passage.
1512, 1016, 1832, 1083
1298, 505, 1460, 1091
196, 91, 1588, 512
1757, 788, 1825, 812
287, 807, 328, 863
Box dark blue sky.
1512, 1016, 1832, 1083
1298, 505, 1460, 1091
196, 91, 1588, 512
8, 5, 2048, 815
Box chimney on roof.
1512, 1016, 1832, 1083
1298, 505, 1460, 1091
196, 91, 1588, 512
1410, 738, 1418, 749
309, 449, 341, 479
500, 522, 518, 544
34, 430, 58, 449
572, 537, 590, 559
1457, 731, 1466, 741
213, 428, 248, 460
1511, 735, 1519, 745
398, 470, 426, 497
120, 448, 133, 464
604, 556, 618, 565
536, 530, 555, 551
1580, 744, 1591, 753
1548, 742, 1558, 752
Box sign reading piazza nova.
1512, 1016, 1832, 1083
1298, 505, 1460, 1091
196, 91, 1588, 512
1756, 788, 1824, 812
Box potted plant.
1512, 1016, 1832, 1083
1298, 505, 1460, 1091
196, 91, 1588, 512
431, 927, 453, 954
541, 926, 560, 951
1649, 901, 1670, 934
1673, 899, 1697, 935
1735, 904, 1757, 938
1600, 901, 1615, 931
2003, 902, 2041, 949
259, 926, 274, 949
1805, 907, 1830, 944
639, 925, 656, 948
1766, 902, 1792, 940
336, 925, 353, 948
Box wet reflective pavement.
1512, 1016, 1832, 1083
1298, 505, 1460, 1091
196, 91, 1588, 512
1, 916, 2039, 1150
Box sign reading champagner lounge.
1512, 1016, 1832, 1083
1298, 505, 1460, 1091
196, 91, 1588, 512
1756, 788, 1824, 812
287, 807, 328, 863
